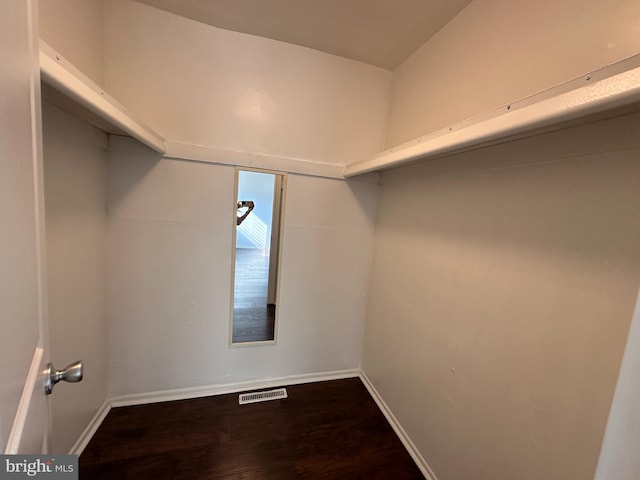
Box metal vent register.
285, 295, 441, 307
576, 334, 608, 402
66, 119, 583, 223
239, 388, 288, 405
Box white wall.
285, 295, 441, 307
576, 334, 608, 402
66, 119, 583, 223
103, 0, 391, 167
362, 110, 640, 480
386, 0, 640, 148
42, 102, 109, 453
106, 138, 378, 396
101, 1, 385, 396
38, 0, 105, 85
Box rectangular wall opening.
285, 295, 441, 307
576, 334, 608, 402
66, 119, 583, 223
230, 168, 286, 344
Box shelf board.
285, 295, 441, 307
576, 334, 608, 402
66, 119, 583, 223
39, 40, 166, 154
344, 55, 640, 177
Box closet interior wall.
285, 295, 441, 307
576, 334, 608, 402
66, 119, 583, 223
42, 101, 109, 453
362, 109, 640, 480
105, 139, 379, 396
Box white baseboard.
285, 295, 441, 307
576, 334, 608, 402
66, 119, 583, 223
68, 400, 111, 456
359, 371, 438, 480
109, 369, 360, 407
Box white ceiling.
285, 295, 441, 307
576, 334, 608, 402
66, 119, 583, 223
133, 0, 473, 70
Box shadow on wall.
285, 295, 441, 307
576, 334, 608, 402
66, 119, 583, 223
376, 110, 640, 273
106, 138, 161, 215
345, 172, 381, 230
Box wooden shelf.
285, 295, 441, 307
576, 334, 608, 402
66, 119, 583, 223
344, 55, 640, 177
39, 40, 166, 154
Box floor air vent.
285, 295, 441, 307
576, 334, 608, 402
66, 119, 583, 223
239, 388, 288, 405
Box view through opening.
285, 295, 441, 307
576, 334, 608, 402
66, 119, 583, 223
231, 169, 285, 344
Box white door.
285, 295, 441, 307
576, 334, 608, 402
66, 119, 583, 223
0, 0, 51, 454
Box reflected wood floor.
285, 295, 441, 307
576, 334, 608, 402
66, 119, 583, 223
80, 378, 424, 479
233, 248, 275, 343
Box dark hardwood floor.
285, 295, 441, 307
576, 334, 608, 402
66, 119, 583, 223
233, 248, 275, 343
80, 378, 424, 479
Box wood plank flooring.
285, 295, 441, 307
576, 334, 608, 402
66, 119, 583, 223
233, 248, 275, 343
80, 378, 424, 479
